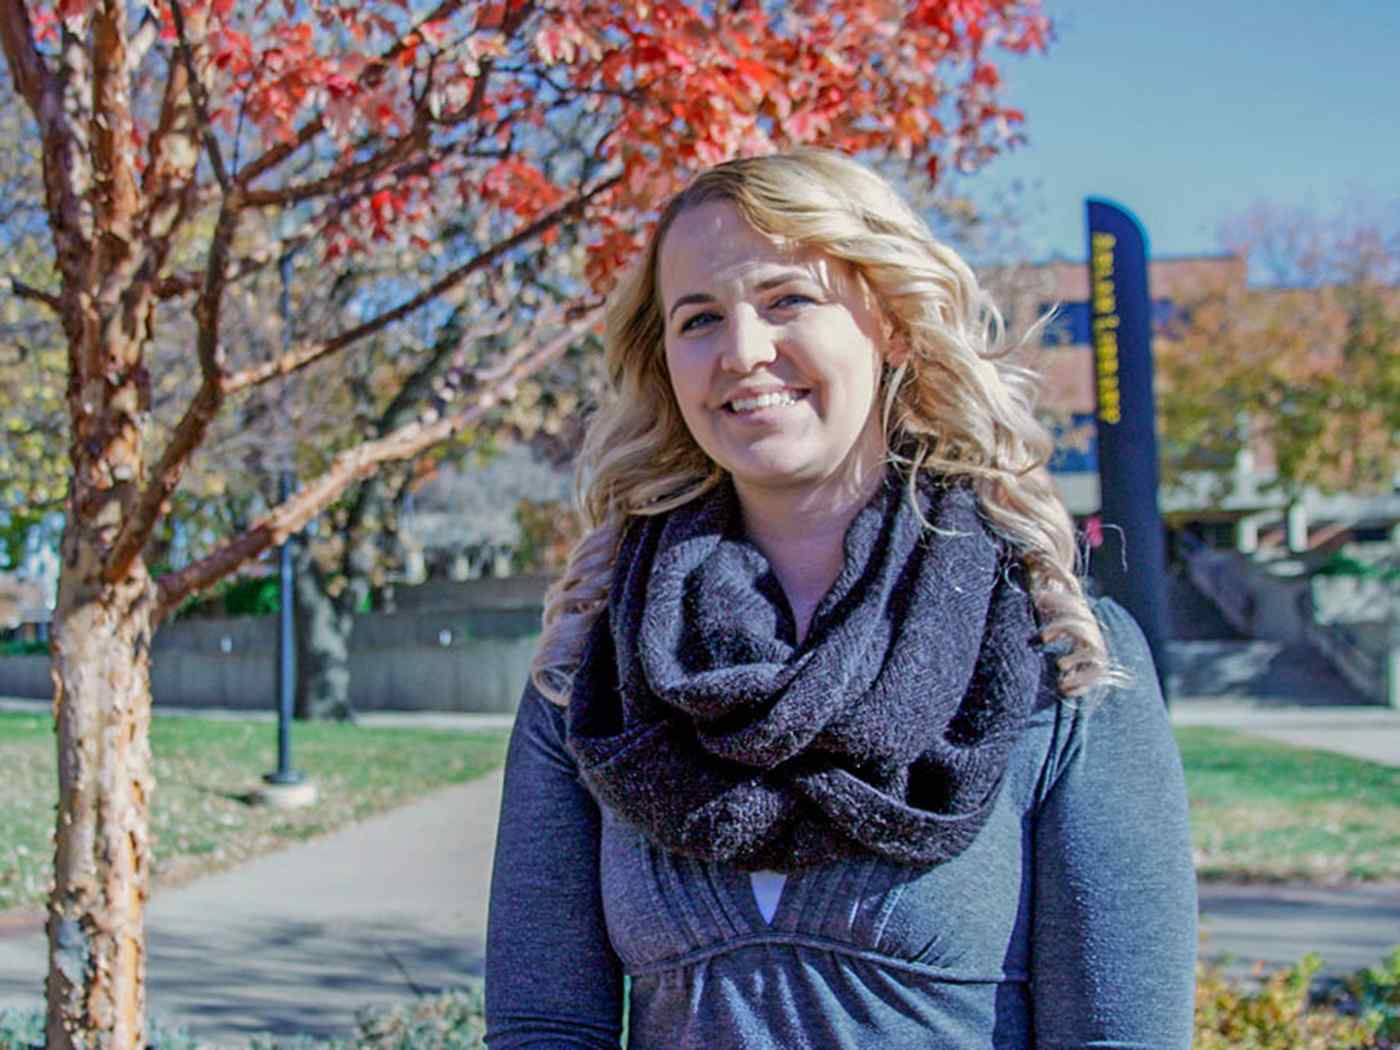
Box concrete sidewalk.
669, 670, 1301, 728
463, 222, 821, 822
1172, 699, 1400, 768
0, 696, 1398, 1047
0, 768, 503, 1047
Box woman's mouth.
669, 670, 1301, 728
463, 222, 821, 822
725, 390, 808, 414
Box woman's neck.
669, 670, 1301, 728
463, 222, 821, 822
735, 468, 886, 642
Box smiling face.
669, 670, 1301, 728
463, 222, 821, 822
658, 201, 896, 513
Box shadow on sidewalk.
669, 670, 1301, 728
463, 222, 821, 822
161, 918, 482, 1044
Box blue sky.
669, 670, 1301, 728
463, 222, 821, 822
957, 0, 1400, 262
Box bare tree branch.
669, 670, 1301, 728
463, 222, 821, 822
126, 11, 160, 74
104, 200, 242, 585
89, 0, 141, 251
223, 172, 619, 392
1, 0, 92, 330
153, 129, 545, 302
154, 138, 456, 302
0, 0, 47, 112
104, 0, 267, 584
168, 0, 229, 192
138, 10, 199, 244
153, 305, 600, 620
9, 276, 61, 312
155, 228, 318, 299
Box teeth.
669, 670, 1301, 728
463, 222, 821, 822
728, 391, 802, 413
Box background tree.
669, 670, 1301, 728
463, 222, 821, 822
0, 0, 1051, 1043
1156, 203, 1400, 500
288, 257, 597, 721
0, 68, 66, 518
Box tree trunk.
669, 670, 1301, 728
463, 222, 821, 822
46, 536, 155, 1050
292, 545, 355, 721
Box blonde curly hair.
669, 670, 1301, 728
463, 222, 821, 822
531, 148, 1111, 704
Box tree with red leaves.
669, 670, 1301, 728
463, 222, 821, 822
0, 0, 1050, 1043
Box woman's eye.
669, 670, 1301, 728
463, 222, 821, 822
773, 293, 814, 309
679, 310, 720, 333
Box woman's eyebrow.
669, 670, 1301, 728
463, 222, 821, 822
667, 292, 715, 321
754, 269, 818, 291
666, 268, 819, 321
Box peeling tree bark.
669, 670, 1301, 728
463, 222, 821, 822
34, 0, 156, 1039
47, 550, 155, 1050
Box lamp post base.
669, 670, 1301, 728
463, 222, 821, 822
253, 777, 319, 809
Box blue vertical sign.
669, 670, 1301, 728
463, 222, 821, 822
1086, 199, 1169, 700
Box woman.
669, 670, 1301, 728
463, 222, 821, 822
484, 149, 1196, 1049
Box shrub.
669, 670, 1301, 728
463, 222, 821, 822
347, 984, 486, 1049
244, 985, 486, 1050
0, 1009, 41, 1050
1348, 947, 1400, 1044
1194, 952, 1380, 1049
0, 1009, 202, 1050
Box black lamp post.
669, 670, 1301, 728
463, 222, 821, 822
263, 249, 307, 791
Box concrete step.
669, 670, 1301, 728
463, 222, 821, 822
1168, 568, 1247, 642
1168, 638, 1370, 705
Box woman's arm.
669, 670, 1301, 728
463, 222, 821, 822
484, 687, 625, 1049
1030, 600, 1198, 1050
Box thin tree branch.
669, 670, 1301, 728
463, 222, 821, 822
89, 0, 140, 242
233, 0, 542, 211
105, 0, 257, 583
154, 129, 544, 301
338, 288, 517, 542
139, 12, 197, 232
126, 10, 160, 73
239, 123, 429, 209
153, 305, 600, 620
104, 200, 242, 585
155, 227, 320, 299
1, 0, 92, 329
223, 173, 619, 393
168, 0, 229, 191
0, 0, 48, 111
9, 277, 62, 312
234, 0, 471, 190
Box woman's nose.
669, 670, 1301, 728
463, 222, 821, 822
719, 309, 777, 373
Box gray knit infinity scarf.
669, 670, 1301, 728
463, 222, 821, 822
565, 472, 1045, 872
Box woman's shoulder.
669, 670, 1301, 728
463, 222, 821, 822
1024, 596, 1175, 806
1092, 596, 1159, 683
1074, 596, 1170, 730
506, 679, 581, 778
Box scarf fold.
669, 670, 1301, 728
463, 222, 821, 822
565, 473, 1046, 872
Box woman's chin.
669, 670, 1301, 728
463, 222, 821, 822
725, 457, 861, 504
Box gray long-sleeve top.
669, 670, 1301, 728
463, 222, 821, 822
484, 599, 1197, 1048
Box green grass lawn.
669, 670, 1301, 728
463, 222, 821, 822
0, 709, 509, 913
1178, 726, 1400, 883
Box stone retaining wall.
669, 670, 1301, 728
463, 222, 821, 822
0, 578, 551, 713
